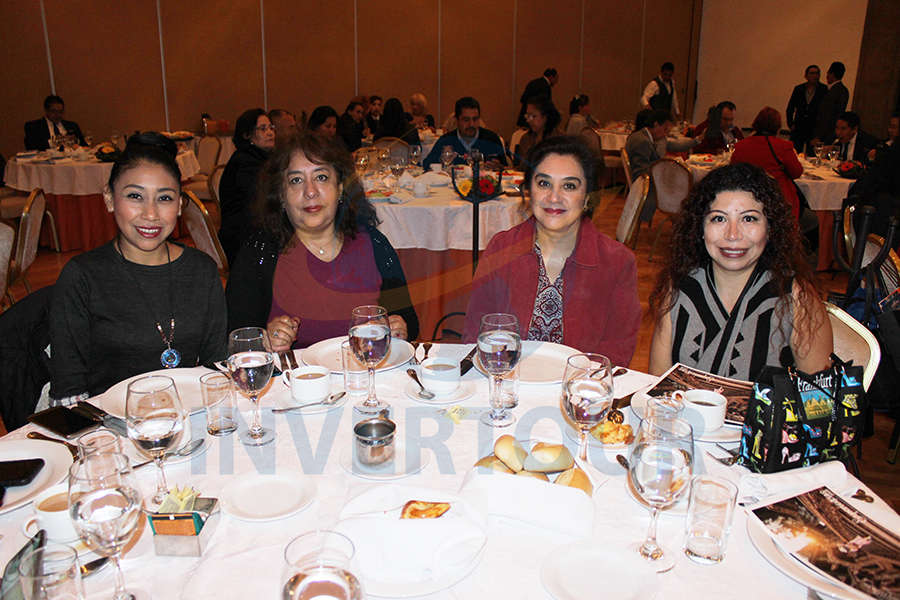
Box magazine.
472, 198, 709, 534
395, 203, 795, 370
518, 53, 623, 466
644, 363, 752, 425
751, 487, 900, 600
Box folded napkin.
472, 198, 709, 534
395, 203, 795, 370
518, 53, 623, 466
417, 171, 450, 187
704, 458, 849, 504
335, 486, 486, 586
388, 190, 413, 204
397, 170, 415, 189
459, 468, 594, 536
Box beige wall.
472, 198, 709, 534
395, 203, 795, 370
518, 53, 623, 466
0, 0, 701, 159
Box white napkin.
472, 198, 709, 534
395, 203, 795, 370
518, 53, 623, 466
459, 468, 594, 536
388, 190, 413, 204
397, 170, 415, 189
334, 486, 486, 586
704, 459, 849, 503
416, 171, 450, 187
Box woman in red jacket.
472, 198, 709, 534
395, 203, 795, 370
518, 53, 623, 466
463, 136, 641, 367
731, 107, 803, 219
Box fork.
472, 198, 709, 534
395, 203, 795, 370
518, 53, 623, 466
705, 450, 739, 466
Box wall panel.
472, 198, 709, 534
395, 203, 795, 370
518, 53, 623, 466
441, 0, 516, 139
264, 0, 356, 118
357, 0, 438, 120
44, 0, 165, 142
0, 4, 51, 156
161, 0, 264, 131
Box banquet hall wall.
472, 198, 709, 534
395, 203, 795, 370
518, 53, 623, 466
0, 0, 702, 158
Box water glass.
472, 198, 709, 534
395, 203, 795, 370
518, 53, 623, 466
477, 313, 522, 427
684, 476, 738, 564
76, 429, 122, 458
341, 340, 368, 399
282, 530, 362, 600
561, 353, 614, 460
200, 372, 236, 436
499, 364, 520, 410
349, 305, 391, 415
17, 544, 84, 600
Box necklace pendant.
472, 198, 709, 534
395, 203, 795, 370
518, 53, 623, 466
161, 347, 181, 368
318, 247, 325, 255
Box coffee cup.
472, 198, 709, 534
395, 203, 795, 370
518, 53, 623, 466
420, 358, 460, 395
288, 366, 331, 402
680, 390, 727, 434
413, 180, 429, 198
22, 484, 78, 542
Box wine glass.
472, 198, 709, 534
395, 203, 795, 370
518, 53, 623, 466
628, 417, 694, 571
68, 452, 144, 600
355, 152, 370, 174
812, 141, 824, 166
125, 375, 185, 504
409, 145, 422, 166
561, 353, 614, 460
227, 327, 276, 446
349, 305, 391, 415
440, 145, 457, 172
377, 148, 390, 173
477, 313, 522, 427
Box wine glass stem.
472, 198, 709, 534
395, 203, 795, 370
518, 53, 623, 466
640, 506, 663, 560
250, 395, 263, 435
365, 366, 377, 407
110, 553, 131, 600
578, 430, 588, 461
154, 456, 168, 502
490, 375, 504, 419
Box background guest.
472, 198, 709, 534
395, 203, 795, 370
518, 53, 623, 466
422, 97, 507, 169
812, 61, 849, 145
565, 94, 598, 135
24, 94, 86, 150
366, 95, 383, 133
514, 96, 562, 167
268, 108, 298, 143
867, 113, 899, 163
691, 100, 743, 154
832, 111, 878, 163
407, 93, 435, 130
307, 105, 339, 140
219, 108, 275, 264
337, 100, 366, 151
786, 64, 827, 153
517, 67, 558, 127
641, 62, 681, 121
374, 98, 420, 145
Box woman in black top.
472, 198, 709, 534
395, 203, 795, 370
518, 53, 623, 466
218, 108, 275, 264
50, 133, 227, 400
374, 98, 420, 146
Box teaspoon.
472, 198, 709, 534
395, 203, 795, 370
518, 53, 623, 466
406, 369, 436, 400
272, 391, 346, 414
133, 438, 204, 469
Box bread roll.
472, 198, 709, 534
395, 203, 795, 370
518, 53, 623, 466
554, 466, 593, 496
523, 443, 574, 472
474, 455, 513, 474
494, 435, 527, 472
515, 470, 549, 481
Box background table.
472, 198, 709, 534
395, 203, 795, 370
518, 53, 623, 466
1, 345, 894, 599
4, 151, 200, 251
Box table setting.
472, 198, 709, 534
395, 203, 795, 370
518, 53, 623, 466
1, 308, 897, 599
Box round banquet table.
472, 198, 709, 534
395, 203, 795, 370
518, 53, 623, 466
687, 155, 854, 270
3, 150, 201, 252
0, 343, 895, 599
371, 182, 528, 340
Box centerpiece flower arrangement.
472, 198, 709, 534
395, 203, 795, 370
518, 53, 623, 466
835, 160, 866, 180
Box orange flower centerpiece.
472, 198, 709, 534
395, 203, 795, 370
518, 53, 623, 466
835, 160, 866, 180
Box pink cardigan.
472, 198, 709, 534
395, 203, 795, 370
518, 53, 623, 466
463, 217, 641, 367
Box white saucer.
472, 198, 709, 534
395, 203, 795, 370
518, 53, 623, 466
403, 381, 474, 405
339, 440, 430, 480
220, 473, 316, 521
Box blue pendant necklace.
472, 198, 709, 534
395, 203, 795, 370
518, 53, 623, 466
116, 239, 181, 368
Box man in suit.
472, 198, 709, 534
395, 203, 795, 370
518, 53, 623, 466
833, 111, 878, 163
24, 95, 85, 151
625, 109, 672, 222
812, 61, 849, 145
517, 67, 558, 127
691, 101, 744, 154
786, 64, 828, 153
423, 96, 507, 170
366, 95, 383, 134
641, 62, 681, 121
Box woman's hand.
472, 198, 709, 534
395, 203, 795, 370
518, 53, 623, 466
267, 315, 300, 352
388, 315, 409, 340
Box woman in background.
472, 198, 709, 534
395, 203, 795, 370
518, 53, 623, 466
565, 94, 597, 135
374, 98, 420, 146
307, 105, 339, 140
515, 96, 562, 167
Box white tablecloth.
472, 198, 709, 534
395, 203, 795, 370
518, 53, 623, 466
1, 343, 895, 600
4, 150, 201, 196
372, 186, 528, 252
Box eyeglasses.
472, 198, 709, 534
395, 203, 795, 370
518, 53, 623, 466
524, 113, 541, 121
255, 124, 275, 132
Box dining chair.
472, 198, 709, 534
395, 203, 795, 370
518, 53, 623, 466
1, 187, 60, 252
647, 158, 692, 262
620, 147, 633, 193
578, 127, 613, 190
183, 135, 222, 202
508, 128, 527, 157
182, 191, 228, 277
615, 174, 650, 248
6, 188, 47, 301
205, 164, 226, 229
825, 302, 880, 393
860, 233, 900, 295
0, 221, 14, 310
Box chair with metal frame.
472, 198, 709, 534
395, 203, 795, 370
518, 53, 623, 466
0, 221, 14, 310
1, 187, 60, 252
620, 147, 633, 193
6, 188, 47, 302
647, 158, 692, 262
615, 174, 650, 249
182, 191, 228, 277
183, 135, 223, 201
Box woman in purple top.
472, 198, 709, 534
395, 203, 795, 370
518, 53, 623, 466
225, 133, 418, 350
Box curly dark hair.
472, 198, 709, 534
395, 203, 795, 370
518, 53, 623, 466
253, 132, 378, 252
649, 162, 821, 354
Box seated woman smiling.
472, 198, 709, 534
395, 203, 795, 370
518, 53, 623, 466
649, 163, 832, 381
50, 133, 227, 401
464, 136, 641, 367
225, 132, 419, 351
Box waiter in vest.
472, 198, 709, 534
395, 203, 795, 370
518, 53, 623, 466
640, 62, 681, 122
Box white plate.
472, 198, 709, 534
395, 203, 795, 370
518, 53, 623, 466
219, 473, 316, 522
747, 518, 871, 600
630, 393, 742, 443
93, 366, 215, 418
339, 440, 430, 480
403, 381, 474, 405
541, 542, 660, 600
0, 438, 73, 515
301, 336, 414, 374
473, 340, 578, 385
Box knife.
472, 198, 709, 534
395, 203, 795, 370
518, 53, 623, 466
459, 346, 478, 376
74, 401, 128, 437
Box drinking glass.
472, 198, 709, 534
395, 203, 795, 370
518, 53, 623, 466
199, 372, 236, 436
683, 475, 738, 564
440, 146, 457, 172
125, 375, 184, 504
17, 544, 84, 600
628, 417, 694, 571
68, 453, 144, 600
355, 152, 370, 174
812, 142, 824, 166
349, 305, 391, 415
227, 327, 276, 446
389, 156, 406, 178
409, 145, 422, 166
377, 148, 390, 173
477, 313, 522, 427
76, 429, 122, 458
282, 530, 362, 600
561, 353, 614, 460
